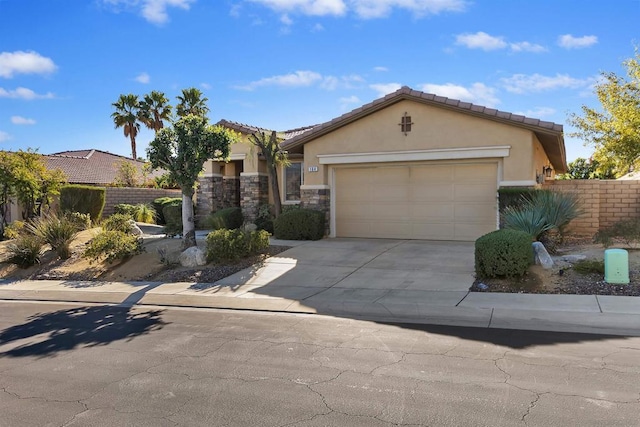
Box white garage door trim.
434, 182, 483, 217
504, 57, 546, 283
329, 160, 499, 240
318, 146, 510, 165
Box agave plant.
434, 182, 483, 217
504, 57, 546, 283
6, 234, 45, 268
525, 190, 583, 235
25, 212, 79, 259
502, 205, 554, 240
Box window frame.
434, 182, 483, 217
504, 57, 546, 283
283, 161, 304, 203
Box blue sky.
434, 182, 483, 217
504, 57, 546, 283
0, 0, 638, 162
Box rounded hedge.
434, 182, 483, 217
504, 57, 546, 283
475, 229, 533, 279
273, 209, 325, 241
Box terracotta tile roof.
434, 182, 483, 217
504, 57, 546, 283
45, 149, 163, 185
280, 86, 567, 172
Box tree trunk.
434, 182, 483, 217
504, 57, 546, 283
182, 190, 196, 249
130, 133, 137, 160
270, 164, 282, 218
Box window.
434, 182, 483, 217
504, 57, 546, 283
399, 113, 413, 135
284, 162, 303, 201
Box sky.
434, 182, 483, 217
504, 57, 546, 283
0, 0, 638, 163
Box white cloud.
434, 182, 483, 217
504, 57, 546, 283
339, 95, 361, 110
455, 32, 507, 51
420, 82, 499, 107
135, 72, 150, 83
280, 13, 293, 24
0, 51, 57, 79
237, 70, 364, 91
373, 66, 388, 72
103, 0, 195, 24
501, 73, 593, 94
200, 82, 212, 90
11, 116, 36, 125
248, 0, 466, 18
0, 87, 55, 100
247, 0, 347, 16
510, 41, 547, 53
514, 107, 556, 118
369, 82, 401, 97
456, 32, 546, 53
311, 23, 325, 31
351, 0, 466, 19
558, 34, 598, 49
0, 131, 11, 142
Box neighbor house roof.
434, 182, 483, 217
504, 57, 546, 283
280, 86, 568, 173
45, 149, 162, 185
217, 119, 316, 141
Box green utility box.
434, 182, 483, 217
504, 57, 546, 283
604, 249, 630, 284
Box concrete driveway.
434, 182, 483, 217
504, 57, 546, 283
213, 238, 475, 313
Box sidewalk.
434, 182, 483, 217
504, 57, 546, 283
1, 278, 639, 337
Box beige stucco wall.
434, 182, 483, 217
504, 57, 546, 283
302, 100, 547, 186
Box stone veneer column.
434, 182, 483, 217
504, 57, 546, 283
222, 176, 241, 208
300, 185, 331, 236
196, 174, 223, 222
240, 173, 269, 223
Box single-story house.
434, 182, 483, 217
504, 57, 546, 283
198, 86, 567, 241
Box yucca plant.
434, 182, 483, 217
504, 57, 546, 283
134, 203, 156, 224
25, 213, 79, 259
502, 205, 553, 240
6, 234, 45, 268
526, 190, 583, 236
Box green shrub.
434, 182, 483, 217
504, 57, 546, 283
475, 229, 533, 279
153, 197, 181, 224
273, 209, 325, 240
498, 188, 537, 213
4, 221, 26, 240
255, 204, 274, 234
207, 207, 244, 230
594, 218, 640, 248
102, 213, 135, 234
206, 228, 270, 261
59, 185, 106, 222
573, 259, 605, 275
134, 204, 156, 223
66, 212, 92, 230
84, 230, 143, 263
114, 203, 137, 216
25, 213, 79, 259
6, 235, 45, 268
163, 204, 182, 236
502, 189, 582, 241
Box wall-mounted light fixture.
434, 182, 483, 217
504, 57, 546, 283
543, 165, 553, 178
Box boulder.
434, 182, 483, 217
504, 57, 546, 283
130, 222, 144, 236
532, 241, 554, 269
179, 246, 207, 267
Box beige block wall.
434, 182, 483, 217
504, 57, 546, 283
302, 100, 539, 186
545, 180, 640, 236
103, 187, 182, 216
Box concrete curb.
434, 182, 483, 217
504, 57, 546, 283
0, 279, 638, 337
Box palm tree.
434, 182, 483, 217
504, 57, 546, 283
248, 130, 288, 217
139, 90, 172, 133
176, 87, 209, 118
111, 94, 141, 159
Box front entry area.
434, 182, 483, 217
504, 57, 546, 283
334, 162, 498, 241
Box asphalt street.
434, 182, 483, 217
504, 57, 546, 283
0, 301, 638, 426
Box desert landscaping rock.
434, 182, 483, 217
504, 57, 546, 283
179, 246, 207, 267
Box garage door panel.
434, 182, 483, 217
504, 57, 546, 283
455, 183, 496, 201
455, 203, 496, 220
411, 203, 454, 219
335, 162, 497, 241
412, 183, 454, 202
374, 184, 410, 202
411, 165, 454, 182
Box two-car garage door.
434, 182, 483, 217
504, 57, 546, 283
335, 162, 498, 241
